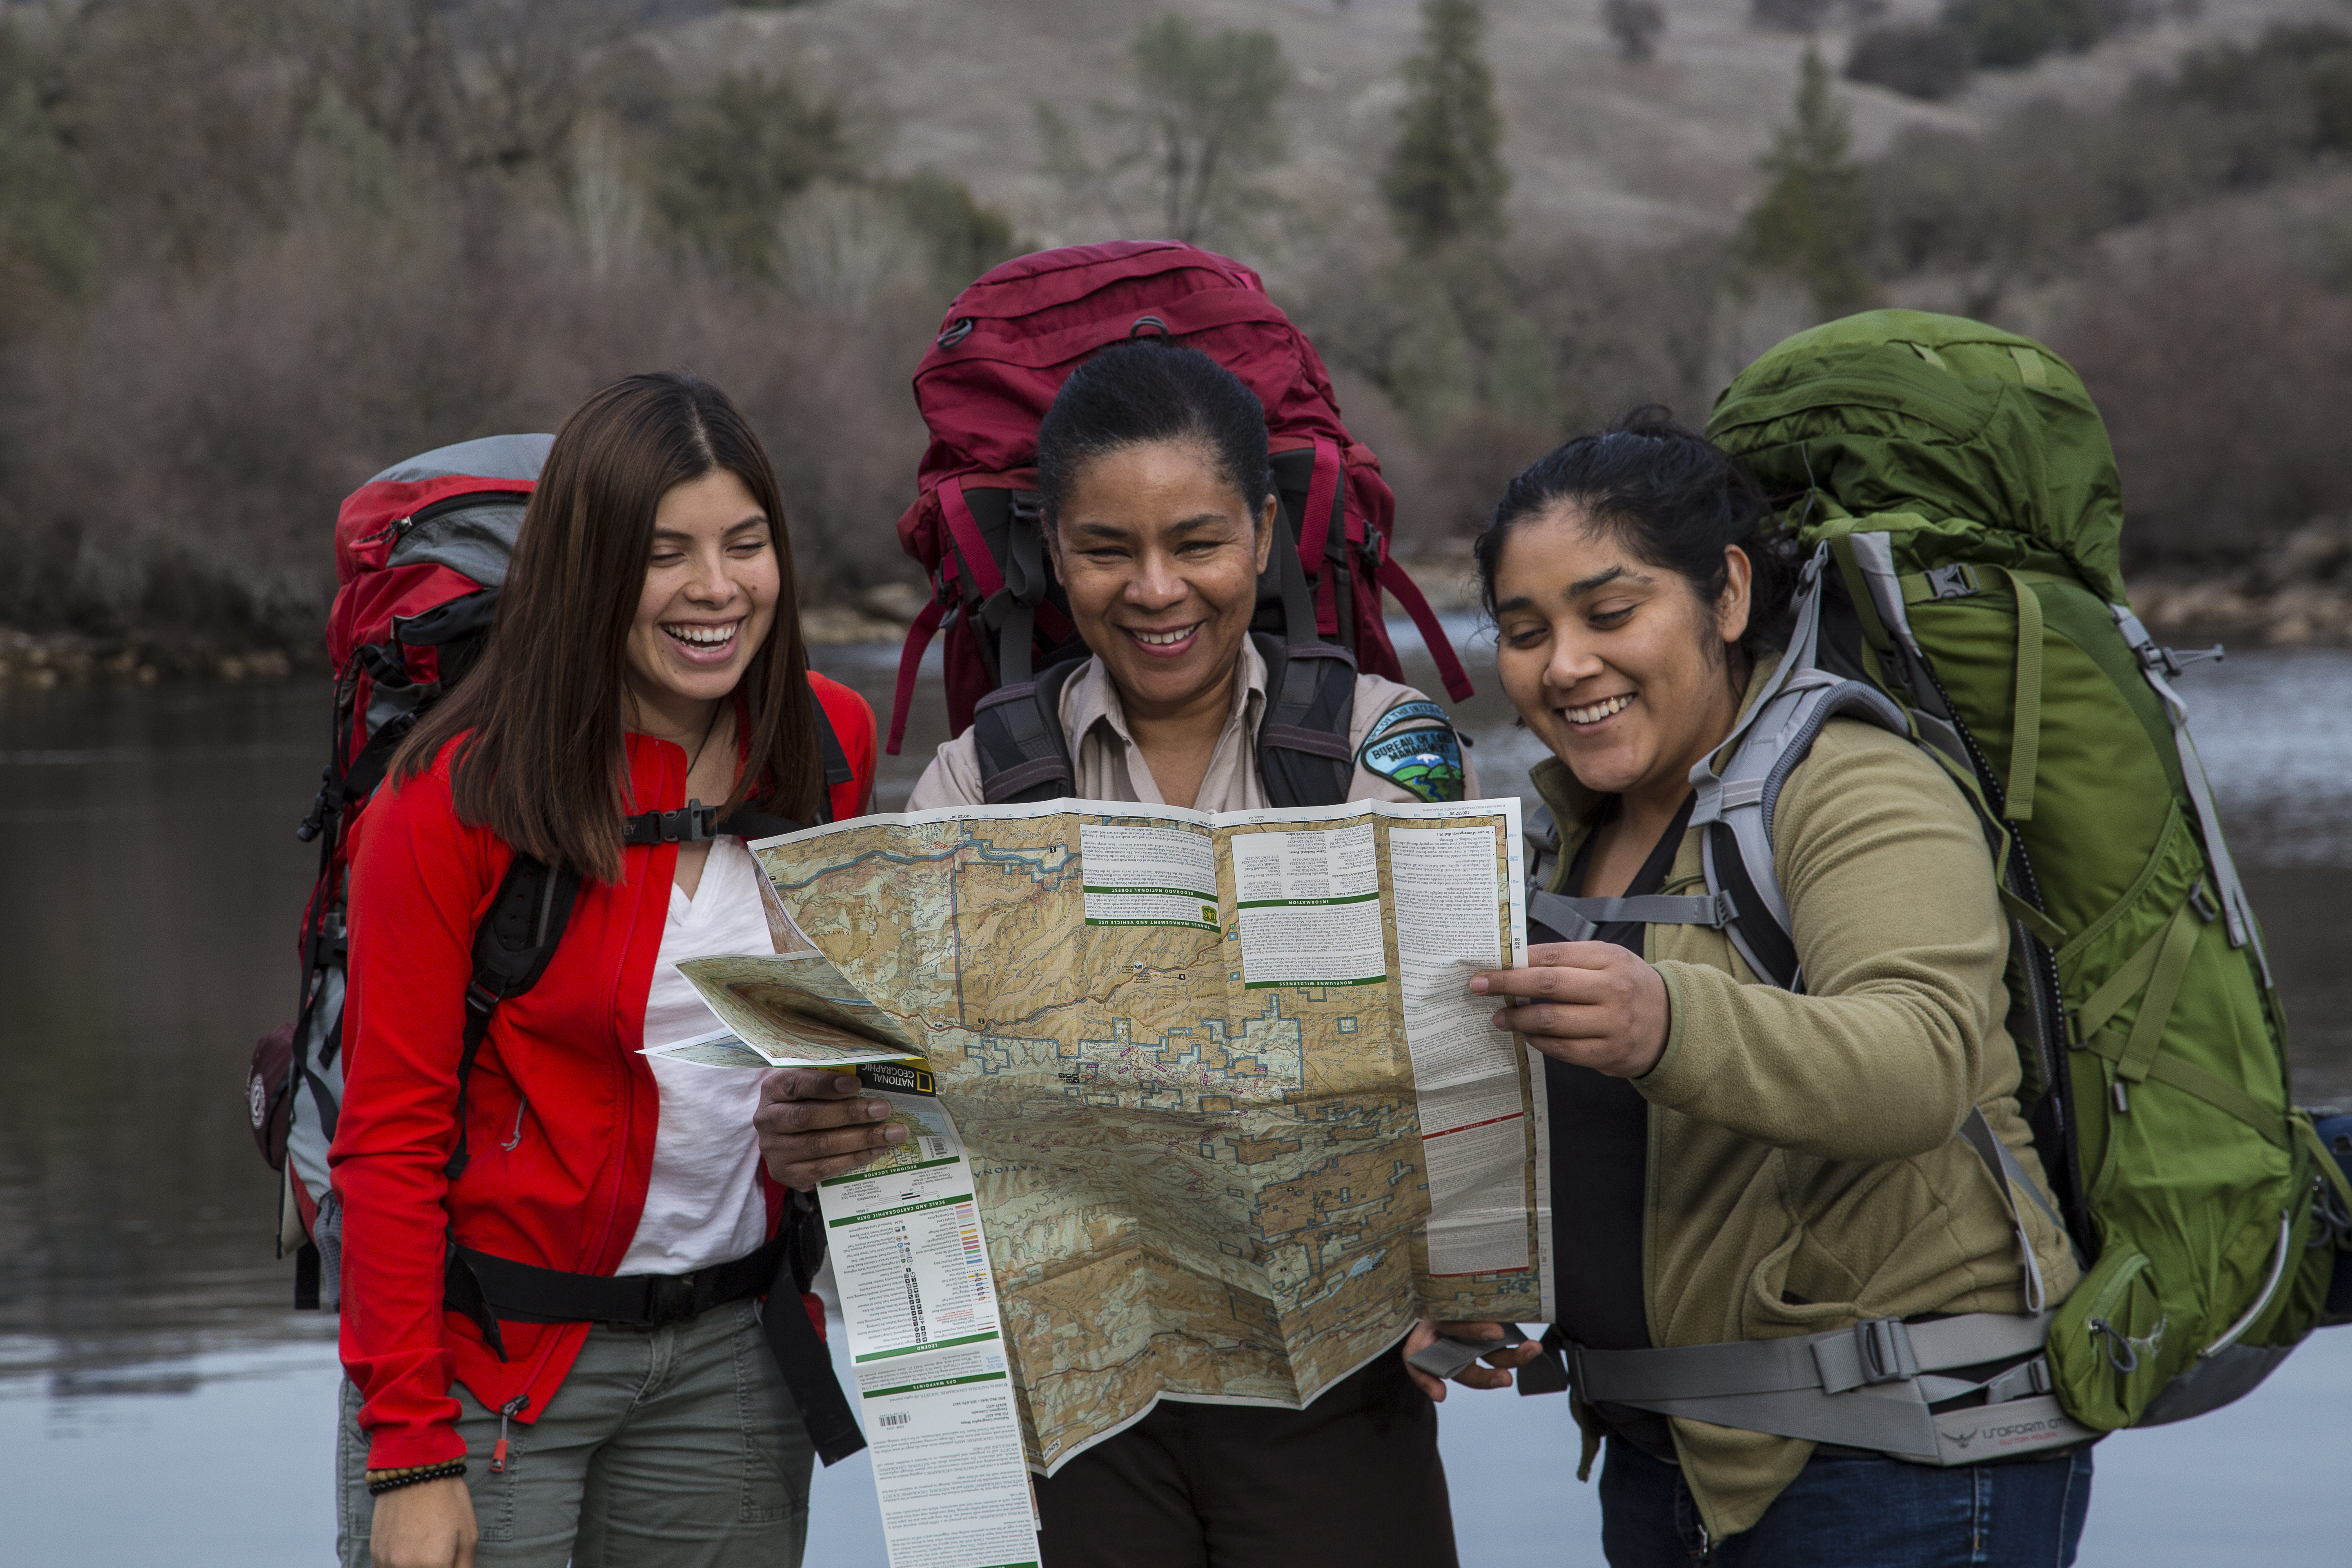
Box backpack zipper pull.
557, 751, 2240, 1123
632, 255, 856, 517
490, 1395, 528, 1472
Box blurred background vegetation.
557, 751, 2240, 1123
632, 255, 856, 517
0, 0, 2345, 663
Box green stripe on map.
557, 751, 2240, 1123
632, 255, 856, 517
859, 1369, 1011, 1396
820, 1155, 960, 1187
827, 1192, 975, 1227
1234, 891, 1382, 909
1243, 973, 1387, 989
854, 1330, 1002, 1363
813, 1152, 950, 1189
1085, 917, 1218, 929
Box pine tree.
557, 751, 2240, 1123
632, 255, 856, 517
1131, 17, 1290, 242
1034, 18, 1289, 245
1487, 314, 1563, 430
655, 71, 850, 275
1603, 0, 1666, 63
1740, 48, 1871, 314
0, 83, 97, 323
1381, 0, 1508, 254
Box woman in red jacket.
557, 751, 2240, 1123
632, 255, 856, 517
332, 372, 877, 1568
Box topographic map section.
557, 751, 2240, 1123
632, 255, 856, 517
749, 797, 1552, 1473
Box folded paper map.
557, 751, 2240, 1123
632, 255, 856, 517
687, 796, 1554, 1479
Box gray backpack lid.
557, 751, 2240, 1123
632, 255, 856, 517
368, 432, 553, 487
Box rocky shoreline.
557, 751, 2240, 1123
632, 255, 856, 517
2128, 519, 2352, 647
0, 628, 295, 690
3, 526, 2345, 692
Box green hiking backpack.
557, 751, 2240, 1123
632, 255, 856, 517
1697, 309, 2352, 1434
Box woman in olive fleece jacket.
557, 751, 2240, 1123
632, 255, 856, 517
1461, 414, 2088, 1566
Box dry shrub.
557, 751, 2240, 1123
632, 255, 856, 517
1290, 233, 1737, 544
0, 0, 954, 655
0, 184, 933, 651
2049, 240, 2352, 567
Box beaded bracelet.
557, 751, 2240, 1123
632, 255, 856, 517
365, 1459, 468, 1496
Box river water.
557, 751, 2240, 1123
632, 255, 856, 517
2, 624, 2346, 1564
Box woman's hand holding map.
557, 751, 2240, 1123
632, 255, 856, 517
753, 1066, 907, 1189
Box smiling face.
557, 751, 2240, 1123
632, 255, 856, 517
1492, 503, 1753, 807
622, 467, 780, 735
1047, 438, 1276, 723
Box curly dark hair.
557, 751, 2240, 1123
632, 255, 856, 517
1472, 405, 1800, 674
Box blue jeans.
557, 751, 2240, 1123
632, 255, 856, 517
1597, 1435, 2094, 1567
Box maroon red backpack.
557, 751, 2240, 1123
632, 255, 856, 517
886, 241, 1472, 787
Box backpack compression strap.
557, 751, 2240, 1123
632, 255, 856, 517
969, 658, 1088, 804
2113, 605, 2270, 983
299, 589, 503, 846
445, 855, 581, 1182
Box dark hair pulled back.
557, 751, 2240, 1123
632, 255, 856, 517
1473, 405, 1798, 671
1036, 342, 1272, 528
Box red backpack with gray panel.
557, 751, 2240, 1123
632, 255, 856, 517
251, 435, 550, 1306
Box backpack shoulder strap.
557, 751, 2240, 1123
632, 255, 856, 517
1245, 486, 1360, 809
1691, 669, 1910, 990
971, 656, 1088, 804
1254, 632, 1358, 809
808, 686, 857, 825
445, 852, 582, 1181
1526, 803, 1561, 891
441, 677, 852, 1184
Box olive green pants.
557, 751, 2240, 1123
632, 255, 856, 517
337, 1299, 813, 1568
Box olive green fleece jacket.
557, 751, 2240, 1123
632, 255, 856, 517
1534, 661, 2080, 1537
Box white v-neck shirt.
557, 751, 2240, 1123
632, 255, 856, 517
617, 835, 774, 1275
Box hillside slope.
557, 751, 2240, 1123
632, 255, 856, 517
647, 0, 2337, 260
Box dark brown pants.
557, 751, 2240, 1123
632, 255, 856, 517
1033, 1351, 1459, 1568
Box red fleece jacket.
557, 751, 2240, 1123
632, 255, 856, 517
333, 674, 876, 1470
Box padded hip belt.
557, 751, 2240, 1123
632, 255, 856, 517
443, 1228, 867, 1467
448, 1234, 786, 1328
1566, 1311, 2096, 1466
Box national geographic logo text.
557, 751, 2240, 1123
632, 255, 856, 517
856, 1061, 935, 1096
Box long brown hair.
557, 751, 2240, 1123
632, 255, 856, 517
392, 371, 821, 882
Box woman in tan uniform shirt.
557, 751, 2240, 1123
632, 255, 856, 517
755, 343, 1503, 1567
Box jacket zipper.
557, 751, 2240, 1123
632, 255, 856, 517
494, 741, 675, 1433
490, 1394, 528, 1472
394, 490, 523, 540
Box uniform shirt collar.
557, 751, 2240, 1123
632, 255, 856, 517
1065, 636, 1269, 808
1067, 636, 1268, 751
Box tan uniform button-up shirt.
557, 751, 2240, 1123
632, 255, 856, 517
906, 638, 1474, 811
